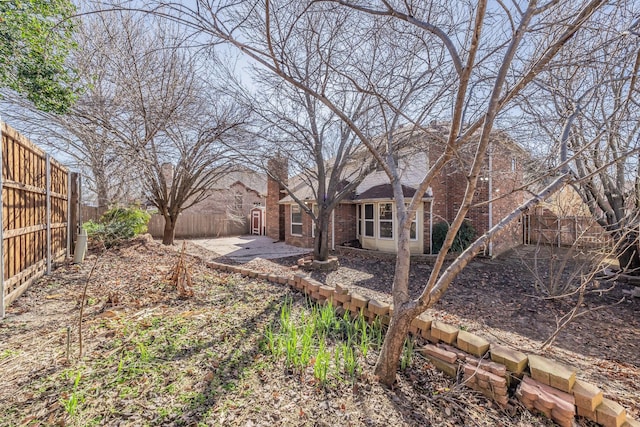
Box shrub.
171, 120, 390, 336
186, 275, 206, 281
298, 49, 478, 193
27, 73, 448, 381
432, 220, 476, 253
83, 206, 151, 247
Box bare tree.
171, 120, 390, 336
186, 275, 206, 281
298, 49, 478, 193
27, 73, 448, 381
0, 12, 142, 207
519, 10, 640, 273
142, 104, 248, 245
229, 11, 381, 261
96, 12, 250, 245
137, 0, 631, 385
29, 8, 250, 243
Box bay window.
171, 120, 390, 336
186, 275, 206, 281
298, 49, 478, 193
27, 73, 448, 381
379, 203, 393, 239
291, 204, 303, 236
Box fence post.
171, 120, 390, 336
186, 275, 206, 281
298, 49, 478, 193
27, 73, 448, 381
0, 120, 5, 319
78, 174, 82, 230
69, 173, 78, 254
66, 170, 71, 258
46, 154, 51, 275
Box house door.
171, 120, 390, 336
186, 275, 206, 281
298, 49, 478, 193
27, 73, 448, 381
251, 210, 262, 235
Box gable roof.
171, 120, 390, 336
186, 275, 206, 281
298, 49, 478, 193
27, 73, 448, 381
353, 183, 433, 201
277, 125, 524, 204
211, 167, 267, 196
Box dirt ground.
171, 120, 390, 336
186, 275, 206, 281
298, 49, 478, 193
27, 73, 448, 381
190, 241, 640, 418
0, 237, 638, 426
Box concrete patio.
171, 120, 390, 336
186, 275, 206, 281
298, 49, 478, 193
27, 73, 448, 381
188, 235, 312, 262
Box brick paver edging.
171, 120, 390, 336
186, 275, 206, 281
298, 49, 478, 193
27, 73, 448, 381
206, 260, 638, 427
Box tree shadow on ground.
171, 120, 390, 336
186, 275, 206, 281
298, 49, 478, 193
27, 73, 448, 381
266, 248, 640, 368
148, 286, 294, 425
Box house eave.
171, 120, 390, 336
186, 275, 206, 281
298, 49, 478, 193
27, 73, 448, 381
347, 196, 434, 204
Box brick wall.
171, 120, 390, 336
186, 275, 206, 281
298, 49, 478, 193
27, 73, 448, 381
333, 204, 356, 246
429, 142, 524, 256
283, 202, 356, 250
284, 203, 315, 248
488, 148, 524, 256
186, 183, 263, 217
266, 156, 288, 241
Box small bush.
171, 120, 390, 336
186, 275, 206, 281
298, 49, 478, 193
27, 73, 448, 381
432, 220, 476, 253
83, 207, 151, 247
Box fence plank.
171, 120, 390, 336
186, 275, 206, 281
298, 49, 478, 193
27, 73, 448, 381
147, 213, 249, 239
1, 122, 69, 315
524, 211, 609, 249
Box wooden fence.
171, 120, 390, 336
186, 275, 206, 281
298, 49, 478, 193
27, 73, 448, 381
523, 208, 610, 248
1, 122, 72, 317
147, 213, 249, 239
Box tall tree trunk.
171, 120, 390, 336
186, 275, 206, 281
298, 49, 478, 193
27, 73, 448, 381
95, 173, 110, 211
374, 221, 414, 386
616, 232, 640, 274
313, 210, 331, 261
162, 215, 177, 245
373, 174, 573, 387
374, 305, 414, 385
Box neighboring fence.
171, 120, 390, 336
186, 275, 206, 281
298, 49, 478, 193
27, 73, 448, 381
147, 213, 248, 239
523, 208, 610, 248
80, 205, 104, 223
1, 122, 75, 317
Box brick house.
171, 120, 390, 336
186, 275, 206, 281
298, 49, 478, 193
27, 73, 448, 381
185, 167, 267, 219
266, 128, 526, 256
150, 163, 267, 237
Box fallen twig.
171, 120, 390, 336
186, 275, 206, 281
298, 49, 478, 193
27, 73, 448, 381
79, 255, 102, 360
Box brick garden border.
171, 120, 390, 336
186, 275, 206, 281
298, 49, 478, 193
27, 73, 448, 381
206, 259, 638, 427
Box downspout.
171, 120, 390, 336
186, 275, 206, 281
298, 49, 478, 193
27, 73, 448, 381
331, 209, 335, 251
429, 200, 434, 254
488, 142, 494, 257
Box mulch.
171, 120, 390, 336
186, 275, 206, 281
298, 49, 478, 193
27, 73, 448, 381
0, 237, 554, 426
184, 240, 640, 418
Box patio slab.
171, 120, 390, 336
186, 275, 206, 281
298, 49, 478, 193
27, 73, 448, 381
189, 235, 312, 262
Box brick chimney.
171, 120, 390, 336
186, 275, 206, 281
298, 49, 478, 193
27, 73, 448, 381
266, 154, 288, 241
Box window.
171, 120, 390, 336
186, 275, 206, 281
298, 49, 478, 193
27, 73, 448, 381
291, 204, 303, 236
357, 204, 362, 237
364, 204, 374, 237
406, 204, 418, 240
379, 203, 393, 239
234, 194, 243, 211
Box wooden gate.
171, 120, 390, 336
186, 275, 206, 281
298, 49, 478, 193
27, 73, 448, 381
1, 122, 72, 317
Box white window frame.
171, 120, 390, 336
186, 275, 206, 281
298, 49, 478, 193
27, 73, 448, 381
406, 204, 418, 241
364, 204, 375, 237
291, 204, 303, 236
379, 203, 394, 240
356, 204, 362, 237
